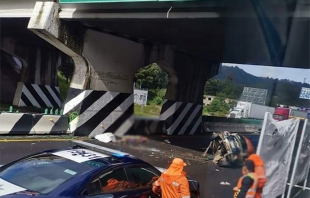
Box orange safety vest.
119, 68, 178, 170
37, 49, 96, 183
247, 154, 267, 190
234, 173, 258, 198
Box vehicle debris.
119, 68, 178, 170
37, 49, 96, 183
202, 131, 255, 167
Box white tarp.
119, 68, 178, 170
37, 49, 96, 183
292, 120, 310, 185
258, 113, 300, 198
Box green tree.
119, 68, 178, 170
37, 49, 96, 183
204, 78, 224, 95
204, 96, 230, 116
57, 61, 74, 83
134, 63, 168, 90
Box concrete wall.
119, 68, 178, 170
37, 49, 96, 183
223, 0, 309, 68
83, 29, 149, 93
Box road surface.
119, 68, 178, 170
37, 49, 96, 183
0, 135, 309, 198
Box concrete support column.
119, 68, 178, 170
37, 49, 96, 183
159, 51, 220, 135
28, 1, 155, 137
28, 2, 88, 90
64, 29, 150, 137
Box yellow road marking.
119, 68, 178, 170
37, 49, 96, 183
0, 139, 82, 142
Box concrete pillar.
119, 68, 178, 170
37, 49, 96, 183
28, 1, 155, 137
158, 51, 220, 135
282, 0, 310, 68
65, 29, 150, 137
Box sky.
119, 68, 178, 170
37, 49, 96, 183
223, 63, 310, 84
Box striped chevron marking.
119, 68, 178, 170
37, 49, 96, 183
64, 90, 134, 137
0, 113, 68, 134
159, 99, 202, 135
0, 113, 33, 134
30, 115, 69, 134
19, 84, 61, 108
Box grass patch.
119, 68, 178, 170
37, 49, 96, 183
134, 104, 161, 117
57, 71, 70, 102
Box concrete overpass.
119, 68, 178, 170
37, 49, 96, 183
0, 0, 309, 137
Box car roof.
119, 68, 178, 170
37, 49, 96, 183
36, 147, 149, 168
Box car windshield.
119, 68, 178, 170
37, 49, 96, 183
0, 153, 109, 194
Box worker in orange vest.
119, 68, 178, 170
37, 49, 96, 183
233, 160, 258, 198
152, 158, 190, 198
246, 154, 267, 198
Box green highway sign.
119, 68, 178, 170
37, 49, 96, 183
59, 0, 197, 3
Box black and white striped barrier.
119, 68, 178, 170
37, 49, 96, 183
159, 99, 202, 135
0, 113, 69, 135
13, 82, 61, 109
64, 89, 134, 137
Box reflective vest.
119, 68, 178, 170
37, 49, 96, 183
234, 173, 258, 198
255, 165, 267, 189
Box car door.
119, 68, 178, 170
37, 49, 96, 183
81, 167, 139, 198
124, 165, 161, 198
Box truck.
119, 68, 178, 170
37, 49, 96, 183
227, 101, 275, 119
273, 107, 310, 121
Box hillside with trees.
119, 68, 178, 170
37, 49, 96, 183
206, 66, 310, 107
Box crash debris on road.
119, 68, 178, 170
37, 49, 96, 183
202, 131, 255, 167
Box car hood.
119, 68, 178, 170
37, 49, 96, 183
0, 178, 44, 197
0, 191, 45, 198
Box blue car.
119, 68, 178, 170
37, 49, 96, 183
0, 141, 200, 198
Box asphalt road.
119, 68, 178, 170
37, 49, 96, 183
0, 135, 309, 198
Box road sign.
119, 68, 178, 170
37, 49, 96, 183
299, 87, 310, 100
59, 0, 197, 3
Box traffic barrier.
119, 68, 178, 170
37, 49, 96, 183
201, 116, 263, 133
0, 113, 33, 135
0, 112, 69, 135
31, 114, 69, 134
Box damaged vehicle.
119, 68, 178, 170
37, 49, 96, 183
202, 131, 255, 167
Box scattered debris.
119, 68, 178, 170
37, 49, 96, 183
118, 136, 147, 144
164, 139, 170, 144
95, 133, 116, 143
215, 169, 219, 172
220, 181, 230, 185
150, 148, 161, 152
